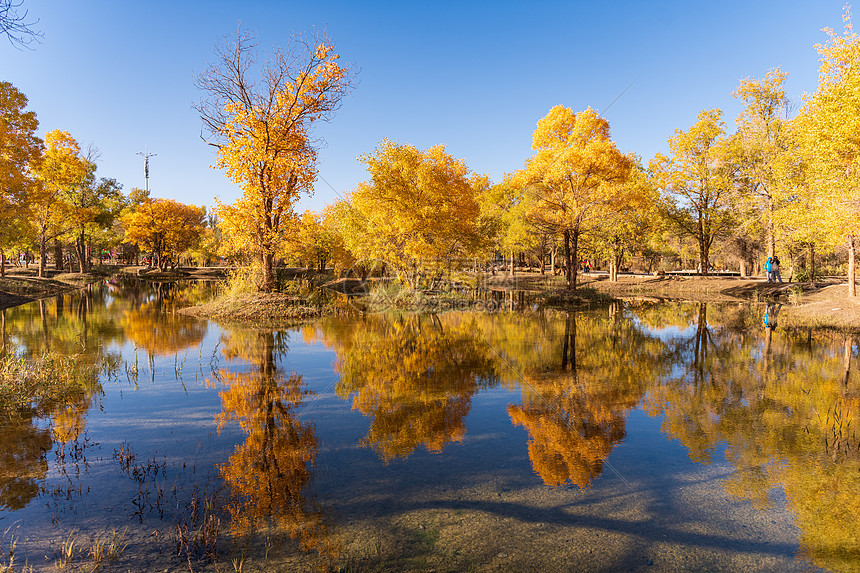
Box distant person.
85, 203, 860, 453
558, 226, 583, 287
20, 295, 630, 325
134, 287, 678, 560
771, 255, 783, 283
764, 256, 773, 282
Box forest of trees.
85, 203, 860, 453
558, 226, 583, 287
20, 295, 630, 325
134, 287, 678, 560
2, 11, 858, 294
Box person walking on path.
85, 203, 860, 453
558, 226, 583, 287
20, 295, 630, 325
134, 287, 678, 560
771, 255, 783, 283
765, 257, 773, 282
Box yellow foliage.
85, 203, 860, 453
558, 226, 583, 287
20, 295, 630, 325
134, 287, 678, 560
122, 198, 204, 269
343, 140, 491, 286
198, 32, 353, 291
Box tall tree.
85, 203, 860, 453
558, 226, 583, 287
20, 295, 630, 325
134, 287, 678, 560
343, 140, 491, 288
514, 106, 632, 289
731, 68, 791, 259
195, 30, 354, 292
794, 7, 860, 296
651, 109, 734, 276
0, 81, 41, 276
31, 130, 91, 277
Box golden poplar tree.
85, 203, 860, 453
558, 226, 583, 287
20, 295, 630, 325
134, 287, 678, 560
122, 198, 205, 270
794, 6, 860, 296
195, 31, 353, 292
515, 106, 632, 289
651, 110, 734, 275
31, 130, 92, 277
731, 68, 791, 260
344, 140, 491, 287
0, 82, 41, 277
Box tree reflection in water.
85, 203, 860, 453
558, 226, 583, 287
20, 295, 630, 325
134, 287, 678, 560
637, 302, 860, 572
507, 306, 674, 487
323, 314, 500, 461
211, 328, 334, 556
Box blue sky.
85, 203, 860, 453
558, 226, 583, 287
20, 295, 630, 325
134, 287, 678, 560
3, 1, 848, 213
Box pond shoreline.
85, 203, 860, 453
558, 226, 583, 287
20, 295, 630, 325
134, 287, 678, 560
3, 267, 858, 330
0, 266, 231, 311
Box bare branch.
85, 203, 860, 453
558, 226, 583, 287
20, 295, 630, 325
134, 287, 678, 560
0, 0, 42, 49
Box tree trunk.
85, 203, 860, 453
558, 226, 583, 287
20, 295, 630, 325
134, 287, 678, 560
739, 258, 747, 277
509, 250, 515, 278
39, 234, 47, 278
698, 235, 710, 276
569, 229, 580, 290
563, 229, 572, 289
75, 230, 88, 273
766, 198, 775, 258
261, 252, 275, 292
54, 241, 63, 271
848, 235, 856, 297
0, 248, 4, 278
809, 243, 816, 284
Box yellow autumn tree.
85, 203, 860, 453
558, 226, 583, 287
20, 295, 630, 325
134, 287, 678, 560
343, 140, 492, 287
31, 130, 93, 277
651, 110, 735, 275
514, 106, 632, 289
195, 30, 354, 292
0, 81, 42, 277
730, 68, 791, 261
122, 198, 205, 270
794, 6, 860, 296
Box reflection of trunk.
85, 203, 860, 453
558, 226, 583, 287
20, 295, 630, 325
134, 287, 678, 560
843, 336, 856, 392
260, 331, 277, 467
1, 309, 5, 354
39, 300, 49, 350
693, 303, 708, 382
561, 313, 577, 374
848, 235, 856, 297
762, 324, 772, 372
56, 294, 64, 320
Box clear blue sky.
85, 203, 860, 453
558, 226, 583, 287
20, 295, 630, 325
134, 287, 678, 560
3, 0, 848, 213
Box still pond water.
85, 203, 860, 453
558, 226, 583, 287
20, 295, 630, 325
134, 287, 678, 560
0, 279, 858, 572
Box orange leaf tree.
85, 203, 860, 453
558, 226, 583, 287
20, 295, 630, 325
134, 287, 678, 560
195, 30, 353, 292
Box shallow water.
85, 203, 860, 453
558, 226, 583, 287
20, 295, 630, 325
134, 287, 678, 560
0, 280, 857, 572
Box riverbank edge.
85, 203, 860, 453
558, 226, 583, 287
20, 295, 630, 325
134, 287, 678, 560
3, 267, 857, 331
